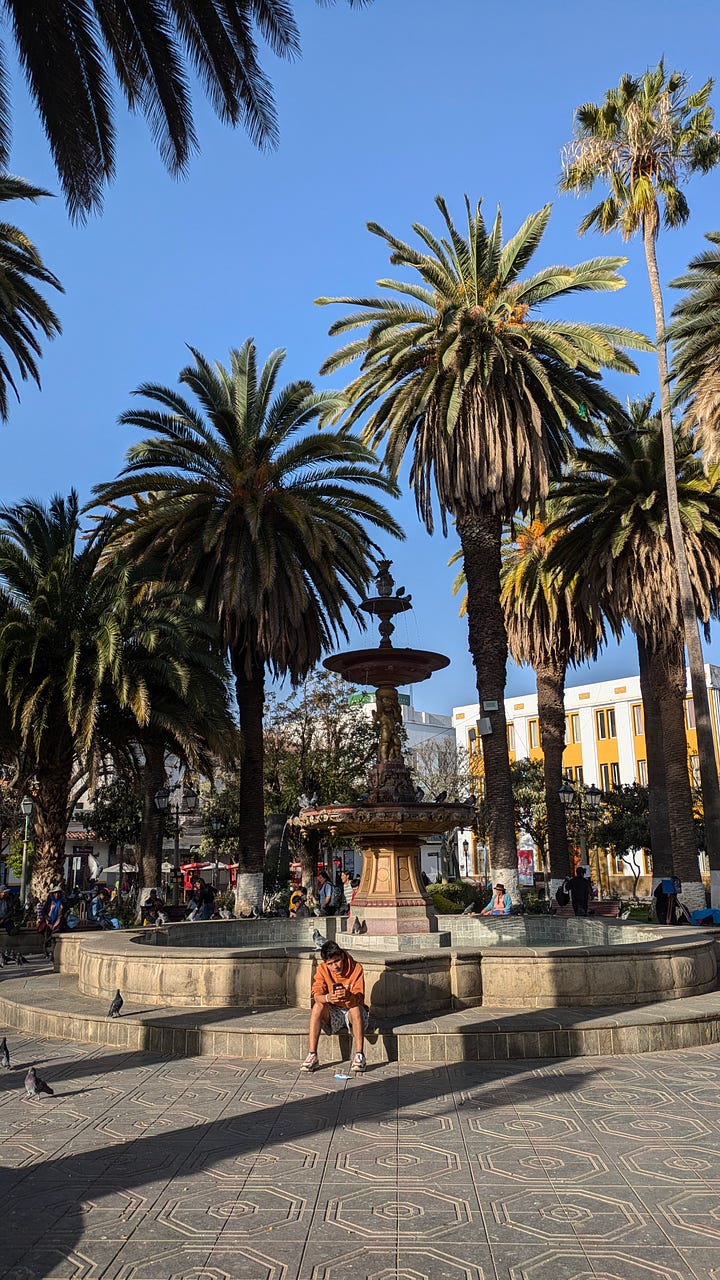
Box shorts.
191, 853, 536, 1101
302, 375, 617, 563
322, 1005, 370, 1036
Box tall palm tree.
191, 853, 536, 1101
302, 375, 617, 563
0, 175, 62, 418
317, 195, 648, 897
1, 1, 368, 220
670, 232, 720, 464
0, 492, 148, 895
560, 61, 720, 888
501, 515, 604, 888
93, 340, 402, 910
549, 401, 720, 908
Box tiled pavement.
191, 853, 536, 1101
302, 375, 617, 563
2, 1033, 720, 1280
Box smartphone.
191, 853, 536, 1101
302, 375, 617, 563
333, 982, 343, 993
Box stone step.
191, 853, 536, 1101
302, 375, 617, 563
1, 961, 720, 1061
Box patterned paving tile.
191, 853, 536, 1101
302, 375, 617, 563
5, 1036, 720, 1280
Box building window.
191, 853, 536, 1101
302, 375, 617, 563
529, 719, 539, 749
690, 754, 701, 786
574, 765, 584, 784
596, 707, 616, 740
565, 712, 580, 744
685, 698, 696, 730
637, 759, 648, 785
632, 703, 644, 736
507, 723, 515, 752
600, 762, 619, 791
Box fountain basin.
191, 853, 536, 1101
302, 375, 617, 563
55, 916, 719, 1019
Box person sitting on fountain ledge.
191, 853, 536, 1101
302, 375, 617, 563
302, 940, 368, 1074
481, 884, 513, 916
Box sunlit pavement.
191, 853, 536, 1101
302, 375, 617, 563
2, 1032, 720, 1279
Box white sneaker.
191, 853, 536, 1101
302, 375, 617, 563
301, 1052, 319, 1072
351, 1052, 366, 1074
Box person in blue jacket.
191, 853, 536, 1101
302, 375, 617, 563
481, 883, 513, 916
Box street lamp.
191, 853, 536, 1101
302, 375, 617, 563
559, 780, 603, 894
208, 813, 222, 889
462, 838, 469, 876
20, 795, 33, 907
154, 784, 198, 907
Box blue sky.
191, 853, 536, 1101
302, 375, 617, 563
3, 0, 720, 714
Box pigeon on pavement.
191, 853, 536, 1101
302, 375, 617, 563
0, 1036, 9, 1068
25, 1066, 53, 1097
107, 989, 123, 1018
312, 928, 326, 950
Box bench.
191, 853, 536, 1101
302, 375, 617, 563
553, 900, 621, 918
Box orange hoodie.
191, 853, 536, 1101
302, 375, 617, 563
312, 952, 365, 1009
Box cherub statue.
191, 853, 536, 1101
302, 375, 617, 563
374, 687, 403, 762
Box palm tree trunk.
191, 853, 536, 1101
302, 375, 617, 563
643, 214, 720, 903
31, 725, 75, 900
232, 653, 266, 913
536, 655, 571, 886
647, 636, 704, 909
457, 509, 519, 898
637, 635, 672, 880
138, 740, 166, 909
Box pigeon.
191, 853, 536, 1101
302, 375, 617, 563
0, 954, 7, 968
351, 917, 362, 935
434, 790, 448, 804
107, 990, 123, 1018
312, 928, 326, 951
414, 786, 426, 802
25, 1066, 53, 1097
0, 1036, 9, 1068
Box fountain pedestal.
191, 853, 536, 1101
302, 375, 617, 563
294, 798, 471, 949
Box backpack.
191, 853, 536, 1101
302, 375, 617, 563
555, 882, 570, 907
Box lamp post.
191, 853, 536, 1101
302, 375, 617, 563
462, 838, 469, 877
559, 780, 603, 892
154, 784, 198, 907
209, 814, 222, 889
19, 795, 33, 907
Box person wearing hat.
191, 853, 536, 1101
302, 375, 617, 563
481, 883, 513, 916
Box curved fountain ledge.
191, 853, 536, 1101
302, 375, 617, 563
45, 916, 720, 1020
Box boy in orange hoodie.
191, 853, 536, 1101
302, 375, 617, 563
302, 940, 368, 1073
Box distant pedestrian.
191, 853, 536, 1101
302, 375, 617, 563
570, 867, 591, 917
290, 887, 310, 918
317, 871, 333, 916
341, 870, 353, 911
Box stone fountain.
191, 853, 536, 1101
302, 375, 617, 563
38, 560, 718, 1049
292, 560, 475, 948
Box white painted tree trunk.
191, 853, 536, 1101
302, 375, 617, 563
680, 880, 706, 913
235, 871, 263, 915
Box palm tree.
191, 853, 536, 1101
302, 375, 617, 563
0, 175, 62, 418
317, 194, 648, 897
670, 232, 720, 464
500, 515, 604, 888
93, 340, 402, 911
548, 400, 720, 908
97, 582, 237, 900
1, 1, 368, 220
560, 61, 720, 888
0, 493, 146, 896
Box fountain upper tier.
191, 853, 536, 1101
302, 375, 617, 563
324, 557, 448, 687
324, 646, 448, 687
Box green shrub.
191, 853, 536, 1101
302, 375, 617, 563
429, 892, 463, 914
427, 880, 477, 908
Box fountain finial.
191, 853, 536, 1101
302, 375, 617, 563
361, 558, 412, 648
